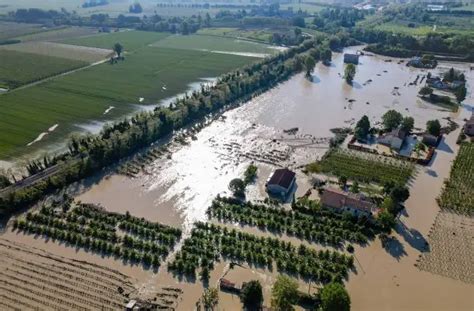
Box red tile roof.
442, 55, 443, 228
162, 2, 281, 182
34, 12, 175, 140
320, 188, 377, 213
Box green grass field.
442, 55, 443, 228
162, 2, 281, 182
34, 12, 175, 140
197, 27, 274, 43
374, 21, 474, 36
0, 46, 256, 158
151, 34, 276, 55
14, 26, 97, 42
0, 41, 112, 62
0, 50, 87, 89
60, 30, 170, 52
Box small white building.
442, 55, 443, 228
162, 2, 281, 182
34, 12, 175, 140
378, 128, 407, 151
265, 168, 296, 197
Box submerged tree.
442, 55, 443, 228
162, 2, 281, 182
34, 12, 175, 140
240, 280, 263, 310
271, 275, 298, 310
418, 86, 433, 97
201, 288, 219, 310
319, 282, 351, 311
344, 63, 356, 84
304, 55, 316, 79
400, 116, 414, 133
426, 119, 441, 136
229, 178, 246, 197
354, 115, 370, 141
321, 48, 332, 64
382, 110, 403, 131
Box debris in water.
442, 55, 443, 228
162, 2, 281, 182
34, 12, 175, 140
103, 106, 115, 115
283, 127, 299, 135
48, 124, 59, 132
139, 97, 144, 103
27, 132, 48, 146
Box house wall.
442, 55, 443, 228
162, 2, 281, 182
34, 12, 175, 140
266, 178, 295, 196
391, 137, 403, 150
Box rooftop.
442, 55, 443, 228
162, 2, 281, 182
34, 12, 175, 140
320, 187, 377, 213
267, 168, 295, 189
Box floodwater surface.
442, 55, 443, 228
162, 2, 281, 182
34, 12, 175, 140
35, 47, 474, 309
78, 47, 473, 233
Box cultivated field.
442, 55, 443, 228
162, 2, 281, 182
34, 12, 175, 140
0, 50, 87, 89
0, 21, 47, 41
0, 41, 112, 63
14, 26, 99, 42
151, 34, 278, 55
307, 149, 415, 185
417, 211, 474, 284
197, 27, 274, 43
0, 237, 135, 310
437, 142, 474, 215
0, 46, 255, 158
60, 30, 170, 52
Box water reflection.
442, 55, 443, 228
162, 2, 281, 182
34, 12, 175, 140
79, 47, 473, 234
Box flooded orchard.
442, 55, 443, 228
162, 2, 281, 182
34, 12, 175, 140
77, 46, 470, 232
7, 46, 474, 309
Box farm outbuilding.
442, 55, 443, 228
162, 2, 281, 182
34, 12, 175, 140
265, 168, 296, 197
344, 53, 359, 65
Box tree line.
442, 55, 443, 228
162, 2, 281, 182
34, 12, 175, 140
0, 37, 332, 218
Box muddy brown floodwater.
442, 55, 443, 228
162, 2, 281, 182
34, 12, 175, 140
3, 46, 474, 309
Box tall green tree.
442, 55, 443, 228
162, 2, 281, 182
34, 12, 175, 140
355, 115, 370, 141
426, 119, 441, 136
382, 110, 403, 131
321, 48, 332, 64
454, 86, 466, 102
305, 56, 316, 79
319, 282, 351, 311
229, 178, 246, 197
113, 42, 123, 57
202, 288, 219, 310
271, 275, 298, 310
344, 63, 356, 83
240, 280, 263, 310
377, 209, 396, 233
400, 116, 414, 133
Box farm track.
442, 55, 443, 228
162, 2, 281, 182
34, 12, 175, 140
0, 238, 133, 310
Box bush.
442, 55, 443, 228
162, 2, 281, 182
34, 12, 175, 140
319, 282, 351, 311
241, 280, 263, 310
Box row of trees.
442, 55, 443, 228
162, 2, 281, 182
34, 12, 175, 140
355, 28, 474, 59
168, 222, 354, 284
13, 201, 181, 267
208, 196, 378, 246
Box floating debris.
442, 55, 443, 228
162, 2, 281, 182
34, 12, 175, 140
283, 127, 299, 135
